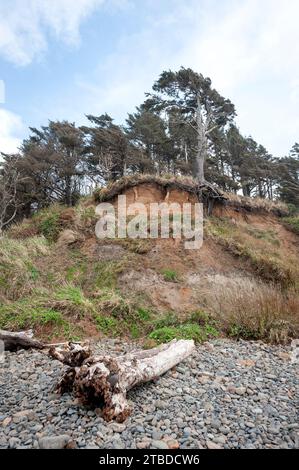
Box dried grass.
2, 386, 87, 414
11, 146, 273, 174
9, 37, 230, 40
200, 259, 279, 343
94, 174, 289, 216
202, 276, 299, 344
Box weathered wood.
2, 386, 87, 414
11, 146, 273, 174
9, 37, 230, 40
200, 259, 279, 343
49, 342, 91, 366
50, 339, 195, 422
0, 329, 44, 351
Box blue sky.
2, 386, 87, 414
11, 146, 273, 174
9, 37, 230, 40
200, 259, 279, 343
0, 0, 298, 157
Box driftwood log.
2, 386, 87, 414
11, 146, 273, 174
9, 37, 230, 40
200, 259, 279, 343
0, 329, 44, 351
49, 339, 195, 422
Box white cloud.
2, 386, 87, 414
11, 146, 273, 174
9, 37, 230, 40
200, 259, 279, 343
1, 0, 297, 156
179, 0, 299, 155
0, 108, 24, 153
76, 0, 299, 156
0, 0, 106, 66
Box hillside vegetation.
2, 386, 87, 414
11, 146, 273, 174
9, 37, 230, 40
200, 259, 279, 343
1, 177, 298, 346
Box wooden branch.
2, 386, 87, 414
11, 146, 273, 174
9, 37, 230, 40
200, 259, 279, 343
49, 339, 195, 422
0, 329, 44, 351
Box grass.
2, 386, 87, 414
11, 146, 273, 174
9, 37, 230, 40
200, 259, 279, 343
148, 310, 219, 345
283, 216, 299, 235
8, 204, 69, 242
0, 299, 64, 330
52, 284, 96, 318
0, 236, 49, 300
94, 293, 154, 338
201, 277, 299, 344
161, 269, 178, 282
245, 226, 280, 246
93, 174, 289, 216
92, 261, 125, 290
206, 217, 297, 287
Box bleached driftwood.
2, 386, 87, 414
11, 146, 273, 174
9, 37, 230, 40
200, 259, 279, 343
49, 339, 195, 422
0, 329, 44, 351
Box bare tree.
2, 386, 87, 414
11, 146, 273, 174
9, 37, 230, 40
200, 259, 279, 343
0, 156, 23, 235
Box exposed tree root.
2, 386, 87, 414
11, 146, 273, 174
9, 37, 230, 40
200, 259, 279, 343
49, 339, 195, 422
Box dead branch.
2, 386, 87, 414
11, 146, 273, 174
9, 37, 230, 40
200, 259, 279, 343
0, 329, 44, 351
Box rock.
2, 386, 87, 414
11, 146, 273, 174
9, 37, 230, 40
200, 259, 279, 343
155, 400, 167, 410
277, 352, 290, 361
137, 440, 151, 449
56, 229, 81, 246
206, 440, 223, 449
2, 417, 12, 427
9, 437, 20, 448
237, 359, 256, 367
38, 435, 71, 449
166, 439, 180, 449
152, 430, 162, 440
0, 338, 297, 450
110, 423, 126, 433
151, 440, 169, 449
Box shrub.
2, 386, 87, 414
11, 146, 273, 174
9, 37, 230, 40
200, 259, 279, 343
149, 323, 205, 344
149, 310, 219, 344
283, 216, 299, 235
96, 315, 118, 335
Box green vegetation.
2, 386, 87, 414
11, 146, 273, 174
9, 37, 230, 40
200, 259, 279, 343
0, 236, 49, 300
283, 216, 299, 235
161, 269, 178, 282
95, 315, 118, 335
149, 311, 219, 345
93, 261, 125, 290
54, 285, 95, 317
206, 217, 297, 287
0, 299, 64, 330
245, 226, 280, 246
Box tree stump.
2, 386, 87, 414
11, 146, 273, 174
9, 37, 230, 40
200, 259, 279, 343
49, 339, 195, 422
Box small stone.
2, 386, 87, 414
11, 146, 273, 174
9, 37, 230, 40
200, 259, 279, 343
137, 440, 150, 449
151, 440, 169, 449
155, 400, 167, 410
237, 359, 256, 367
152, 430, 162, 440
2, 417, 12, 427
166, 439, 180, 449
245, 422, 255, 428
206, 440, 222, 449
9, 438, 20, 449
38, 435, 71, 449
110, 423, 126, 433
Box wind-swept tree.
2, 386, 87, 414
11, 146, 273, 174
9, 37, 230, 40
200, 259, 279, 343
143, 68, 236, 183
82, 114, 130, 182
278, 143, 299, 207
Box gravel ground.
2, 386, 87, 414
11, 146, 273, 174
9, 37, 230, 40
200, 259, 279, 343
0, 339, 298, 449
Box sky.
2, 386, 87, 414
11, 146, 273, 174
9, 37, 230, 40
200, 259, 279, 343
0, 0, 298, 157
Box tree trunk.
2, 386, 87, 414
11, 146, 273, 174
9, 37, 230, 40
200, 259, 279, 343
49, 339, 195, 422
0, 329, 44, 351
195, 95, 206, 184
